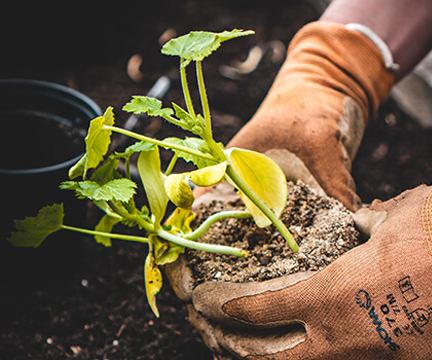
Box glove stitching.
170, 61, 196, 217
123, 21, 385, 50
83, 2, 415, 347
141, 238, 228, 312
421, 189, 432, 262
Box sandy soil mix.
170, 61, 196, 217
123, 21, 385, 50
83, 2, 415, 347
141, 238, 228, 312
188, 181, 360, 285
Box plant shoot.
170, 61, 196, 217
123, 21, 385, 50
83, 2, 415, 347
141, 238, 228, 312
8, 29, 298, 317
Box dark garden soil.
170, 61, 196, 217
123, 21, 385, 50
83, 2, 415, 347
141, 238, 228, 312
1, 1, 432, 359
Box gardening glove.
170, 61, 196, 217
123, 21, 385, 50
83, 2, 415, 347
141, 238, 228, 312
227, 21, 394, 211
191, 184, 432, 359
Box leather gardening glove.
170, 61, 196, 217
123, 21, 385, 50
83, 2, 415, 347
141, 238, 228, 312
227, 21, 394, 212
191, 184, 432, 359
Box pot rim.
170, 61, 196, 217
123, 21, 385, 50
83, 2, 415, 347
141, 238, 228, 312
0, 79, 101, 175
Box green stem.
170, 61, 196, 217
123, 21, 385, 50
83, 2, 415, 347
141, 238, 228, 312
104, 125, 215, 162
165, 153, 179, 176
196, 61, 211, 139
180, 60, 196, 118
195, 61, 226, 161
157, 228, 248, 258
225, 164, 299, 253
125, 156, 131, 179
186, 210, 251, 241
164, 114, 189, 129
108, 200, 154, 234
62, 225, 149, 244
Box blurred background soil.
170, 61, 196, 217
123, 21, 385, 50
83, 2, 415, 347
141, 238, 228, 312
1, 1, 432, 359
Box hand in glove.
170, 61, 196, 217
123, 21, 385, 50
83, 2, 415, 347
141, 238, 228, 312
191, 184, 432, 359
226, 21, 394, 211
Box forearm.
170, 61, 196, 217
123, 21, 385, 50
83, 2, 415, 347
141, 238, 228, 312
320, 0, 432, 81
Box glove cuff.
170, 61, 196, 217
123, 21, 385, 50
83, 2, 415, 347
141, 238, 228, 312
345, 23, 400, 73
286, 21, 395, 118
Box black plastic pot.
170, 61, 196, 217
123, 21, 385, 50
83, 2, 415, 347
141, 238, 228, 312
0, 79, 102, 288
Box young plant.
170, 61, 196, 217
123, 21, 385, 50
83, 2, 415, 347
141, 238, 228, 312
8, 29, 298, 317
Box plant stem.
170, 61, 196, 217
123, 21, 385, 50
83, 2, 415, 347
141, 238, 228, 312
195, 61, 226, 161
62, 225, 149, 244
196, 61, 211, 139
165, 153, 179, 176
186, 210, 251, 241
180, 60, 196, 118
104, 125, 215, 162
108, 200, 154, 234
225, 164, 299, 253
157, 228, 248, 258
125, 156, 131, 179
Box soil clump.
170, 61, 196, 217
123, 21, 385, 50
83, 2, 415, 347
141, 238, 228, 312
188, 181, 359, 285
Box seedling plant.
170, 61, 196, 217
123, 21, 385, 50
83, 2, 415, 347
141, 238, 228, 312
8, 30, 298, 317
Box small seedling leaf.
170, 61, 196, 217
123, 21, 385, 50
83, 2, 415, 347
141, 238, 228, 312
144, 251, 163, 318
172, 103, 194, 125
123, 141, 155, 156
123, 96, 174, 118
162, 137, 217, 168
59, 181, 79, 191
74, 179, 137, 202
84, 107, 115, 178
94, 214, 121, 247
7, 204, 64, 247
171, 103, 204, 135
161, 29, 255, 66
90, 155, 121, 185
227, 148, 287, 227
137, 145, 169, 224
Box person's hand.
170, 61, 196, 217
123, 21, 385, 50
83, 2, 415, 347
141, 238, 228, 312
191, 184, 432, 359
225, 21, 394, 212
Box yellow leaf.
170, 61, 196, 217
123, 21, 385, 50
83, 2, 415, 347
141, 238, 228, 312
189, 161, 227, 186
164, 173, 194, 209
144, 252, 163, 318
137, 146, 169, 223
164, 162, 227, 209
227, 148, 287, 227
165, 207, 196, 235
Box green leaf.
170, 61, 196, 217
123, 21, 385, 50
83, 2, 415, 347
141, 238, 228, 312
74, 179, 137, 202
94, 214, 121, 247
144, 251, 163, 318
162, 29, 255, 66
59, 181, 79, 191
137, 145, 169, 224
227, 148, 287, 227
171, 103, 204, 136
90, 155, 120, 185
83, 107, 115, 178
123, 96, 174, 118
7, 204, 64, 247
162, 137, 217, 168
172, 103, 194, 125
123, 141, 155, 156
